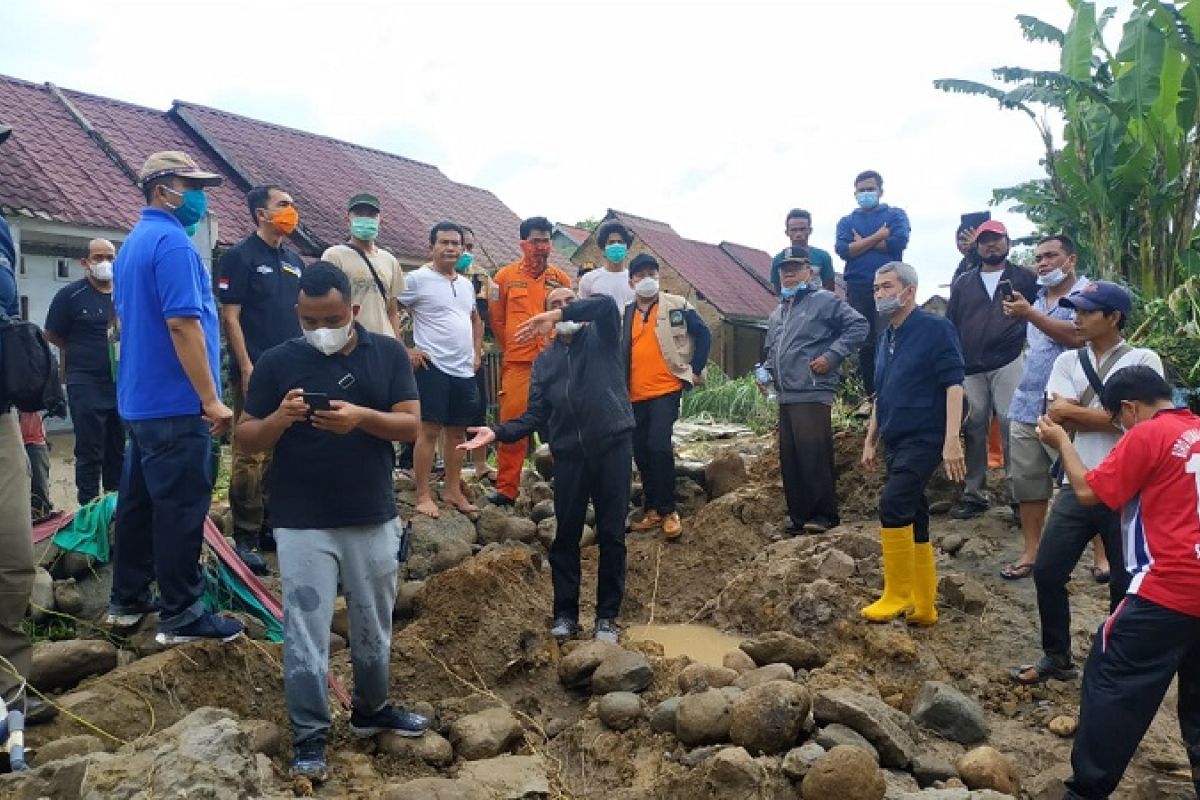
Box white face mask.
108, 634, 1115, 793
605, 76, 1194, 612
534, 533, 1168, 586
303, 320, 354, 356
634, 277, 659, 298
555, 320, 583, 337
1037, 268, 1068, 287
90, 260, 114, 282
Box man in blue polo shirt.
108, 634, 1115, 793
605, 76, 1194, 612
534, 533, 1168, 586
218, 184, 304, 574
835, 170, 910, 397
861, 262, 965, 626
771, 209, 835, 293
109, 150, 242, 645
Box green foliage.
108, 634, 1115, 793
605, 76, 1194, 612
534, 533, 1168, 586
935, 0, 1200, 300
682, 365, 866, 434
573, 218, 601, 231
1129, 276, 1200, 389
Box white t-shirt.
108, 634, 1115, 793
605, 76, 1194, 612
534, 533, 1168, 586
397, 265, 476, 378
980, 269, 1003, 299
1045, 343, 1164, 469
579, 268, 636, 310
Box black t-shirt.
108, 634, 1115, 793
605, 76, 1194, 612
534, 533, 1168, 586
217, 233, 305, 379
44, 279, 114, 385
244, 325, 417, 529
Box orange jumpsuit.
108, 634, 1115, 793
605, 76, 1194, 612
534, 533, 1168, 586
489, 260, 573, 499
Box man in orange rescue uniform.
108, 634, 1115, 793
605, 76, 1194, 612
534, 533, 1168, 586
488, 217, 574, 505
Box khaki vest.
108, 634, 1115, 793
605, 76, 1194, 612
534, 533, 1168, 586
653, 293, 697, 384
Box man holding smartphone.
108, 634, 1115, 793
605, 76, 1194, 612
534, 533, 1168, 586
945, 220, 1037, 519
235, 262, 429, 783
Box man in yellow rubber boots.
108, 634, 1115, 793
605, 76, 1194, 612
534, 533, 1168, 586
860, 262, 966, 625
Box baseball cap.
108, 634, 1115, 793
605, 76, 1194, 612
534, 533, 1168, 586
138, 151, 222, 187
348, 193, 381, 212
1058, 280, 1132, 316
629, 253, 660, 278
975, 220, 1008, 238
772, 246, 811, 271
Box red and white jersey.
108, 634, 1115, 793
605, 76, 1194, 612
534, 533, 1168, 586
1086, 408, 1200, 619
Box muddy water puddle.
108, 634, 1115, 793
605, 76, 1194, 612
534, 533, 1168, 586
624, 623, 743, 666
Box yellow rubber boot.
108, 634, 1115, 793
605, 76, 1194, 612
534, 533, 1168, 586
907, 541, 939, 626
861, 525, 915, 622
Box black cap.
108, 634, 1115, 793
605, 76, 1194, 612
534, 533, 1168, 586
629, 253, 659, 279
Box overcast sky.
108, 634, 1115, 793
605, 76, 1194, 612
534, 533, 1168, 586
2, 0, 1075, 295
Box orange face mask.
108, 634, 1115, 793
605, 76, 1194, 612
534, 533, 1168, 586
270, 206, 299, 236
520, 240, 551, 267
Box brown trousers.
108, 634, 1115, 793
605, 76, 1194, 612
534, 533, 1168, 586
0, 409, 33, 701
230, 384, 271, 537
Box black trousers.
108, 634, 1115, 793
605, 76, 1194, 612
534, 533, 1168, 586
879, 439, 942, 543
550, 435, 632, 622
633, 391, 680, 515
846, 282, 882, 396
1033, 485, 1127, 664
1064, 595, 1200, 799
67, 383, 124, 505
779, 402, 838, 526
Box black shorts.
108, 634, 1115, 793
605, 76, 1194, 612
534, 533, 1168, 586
415, 363, 480, 427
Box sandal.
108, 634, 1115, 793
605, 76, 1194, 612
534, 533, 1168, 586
1009, 656, 1079, 685
999, 561, 1035, 581
1089, 565, 1110, 584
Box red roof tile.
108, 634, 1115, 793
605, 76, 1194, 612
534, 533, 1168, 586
172, 102, 523, 267
555, 223, 592, 246
0, 76, 140, 230
605, 210, 777, 318
719, 241, 775, 290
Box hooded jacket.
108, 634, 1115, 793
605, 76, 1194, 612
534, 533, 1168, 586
763, 288, 868, 404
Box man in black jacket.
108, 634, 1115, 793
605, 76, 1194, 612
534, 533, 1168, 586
461, 288, 634, 644
945, 221, 1037, 519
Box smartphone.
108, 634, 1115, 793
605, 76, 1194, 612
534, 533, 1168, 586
960, 211, 991, 230
998, 279, 1015, 302
1041, 393, 1050, 415
303, 392, 331, 412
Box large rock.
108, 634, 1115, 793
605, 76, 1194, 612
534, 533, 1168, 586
457, 754, 551, 798
728, 680, 811, 754
705, 448, 747, 499
800, 745, 886, 800
733, 662, 795, 689
940, 575, 989, 615
378, 730, 454, 766
677, 662, 739, 692
591, 649, 653, 694
32, 734, 105, 766
816, 549, 856, 579
675, 688, 731, 746
910, 681, 990, 744
812, 688, 919, 768
52, 578, 85, 616
782, 742, 826, 780
431, 538, 473, 574
530, 499, 555, 523
705, 747, 767, 794
912, 751, 959, 787
29, 567, 54, 622
383, 777, 490, 800
79, 707, 264, 799
740, 630, 824, 669
722, 649, 757, 673
814, 723, 880, 763
30, 639, 118, 691
407, 509, 478, 578
649, 697, 681, 733
394, 580, 425, 619
536, 517, 556, 548
475, 505, 512, 545
597, 692, 643, 731
0, 752, 114, 800
533, 445, 555, 480
558, 640, 621, 688
449, 707, 524, 760
503, 517, 538, 544
529, 482, 554, 505
956, 747, 1020, 795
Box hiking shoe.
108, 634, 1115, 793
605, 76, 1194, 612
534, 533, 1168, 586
803, 519, 837, 534
594, 618, 619, 643
289, 739, 328, 783
105, 600, 157, 628
949, 500, 988, 520
662, 512, 682, 539
155, 613, 244, 645
350, 704, 430, 738
487, 492, 515, 507
235, 537, 270, 576
630, 510, 662, 532
550, 616, 579, 642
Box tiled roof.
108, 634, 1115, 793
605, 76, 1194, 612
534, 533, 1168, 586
0, 76, 140, 230
605, 210, 777, 318
718, 241, 775, 291
172, 102, 524, 267
555, 223, 592, 246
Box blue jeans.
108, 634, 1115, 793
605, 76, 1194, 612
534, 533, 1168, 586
110, 416, 212, 632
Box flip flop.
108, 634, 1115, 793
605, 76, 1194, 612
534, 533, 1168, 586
1009, 656, 1080, 685
999, 561, 1035, 581
1089, 566, 1111, 584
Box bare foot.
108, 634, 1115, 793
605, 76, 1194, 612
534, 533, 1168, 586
443, 492, 479, 514
415, 497, 440, 518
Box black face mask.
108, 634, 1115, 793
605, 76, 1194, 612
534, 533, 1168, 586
980, 251, 1008, 266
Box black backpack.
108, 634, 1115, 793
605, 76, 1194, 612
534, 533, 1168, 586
0, 313, 65, 415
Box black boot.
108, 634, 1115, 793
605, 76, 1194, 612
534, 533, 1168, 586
234, 533, 270, 576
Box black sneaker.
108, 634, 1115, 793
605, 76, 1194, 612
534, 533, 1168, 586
550, 616, 578, 642
949, 501, 988, 520
289, 739, 328, 783
594, 618, 619, 644
235, 536, 270, 576
349, 704, 430, 738
488, 492, 515, 507
803, 519, 838, 534
155, 613, 244, 645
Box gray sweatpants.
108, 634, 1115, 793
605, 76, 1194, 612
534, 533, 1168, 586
962, 355, 1024, 506
277, 519, 402, 746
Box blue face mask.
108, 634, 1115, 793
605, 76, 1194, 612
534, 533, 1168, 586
780, 284, 808, 299
604, 243, 628, 263
856, 191, 880, 210
164, 186, 209, 228
455, 252, 474, 273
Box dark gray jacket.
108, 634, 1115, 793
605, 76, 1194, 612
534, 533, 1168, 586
763, 289, 868, 404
